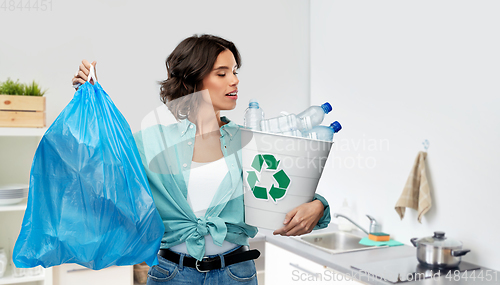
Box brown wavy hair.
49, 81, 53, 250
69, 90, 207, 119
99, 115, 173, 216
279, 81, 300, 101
159, 34, 241, 121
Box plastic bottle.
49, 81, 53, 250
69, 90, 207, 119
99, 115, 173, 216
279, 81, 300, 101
260, 102, 332, 134
303, 121, 342, 141
279, 129, 303, 137
243, 99, 265, 131
273, 112, 304, 137
337, 199, 354, 232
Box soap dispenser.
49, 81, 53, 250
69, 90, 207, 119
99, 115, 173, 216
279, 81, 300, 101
337, 199, 354, 232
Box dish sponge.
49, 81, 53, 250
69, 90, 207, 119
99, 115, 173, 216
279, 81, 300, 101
368, 232, 390, 242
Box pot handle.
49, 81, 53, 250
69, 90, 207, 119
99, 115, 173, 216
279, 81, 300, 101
451, 249, 471, 257
410, 238, 418, 247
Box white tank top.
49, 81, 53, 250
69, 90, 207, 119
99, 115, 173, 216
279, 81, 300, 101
169, 157, 238, 256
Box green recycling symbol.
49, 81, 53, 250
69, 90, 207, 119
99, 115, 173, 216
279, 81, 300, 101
246, 154, 291, 203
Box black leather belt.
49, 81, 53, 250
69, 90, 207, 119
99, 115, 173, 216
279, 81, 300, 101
158, 246, 260, 273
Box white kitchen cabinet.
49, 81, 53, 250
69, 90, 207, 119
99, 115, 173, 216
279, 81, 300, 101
52, 264, 132, 285
265, 242, 365, 284
0, 206, 53, 285
0, 132, 52, 285
249, 237, 266, 285
0, 130, 133, 285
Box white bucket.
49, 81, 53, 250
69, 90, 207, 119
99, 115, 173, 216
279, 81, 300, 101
241, 129, 333, 230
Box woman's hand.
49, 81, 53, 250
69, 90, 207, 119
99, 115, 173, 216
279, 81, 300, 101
273, 199, 324, 236
72, 60, 98, 90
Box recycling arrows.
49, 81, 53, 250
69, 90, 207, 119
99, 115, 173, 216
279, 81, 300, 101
268, 169, 290, 201
246, 154, 291, 203
273, 169, 290, 188
263, 154, 279, 170
247, 171, 259, 189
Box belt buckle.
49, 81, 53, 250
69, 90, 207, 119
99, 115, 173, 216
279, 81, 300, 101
195, 257, 210, 273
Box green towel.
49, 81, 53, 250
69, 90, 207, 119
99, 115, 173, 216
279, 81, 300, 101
359, 237, 404, 247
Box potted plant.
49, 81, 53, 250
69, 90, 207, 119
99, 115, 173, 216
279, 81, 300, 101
0, 78, 47, 128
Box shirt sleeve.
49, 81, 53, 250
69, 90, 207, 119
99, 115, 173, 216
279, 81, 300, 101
312, 193, 331, 230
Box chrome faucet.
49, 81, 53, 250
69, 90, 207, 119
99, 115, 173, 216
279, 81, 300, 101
333, 213, 380, 235
366, 215, 381, 233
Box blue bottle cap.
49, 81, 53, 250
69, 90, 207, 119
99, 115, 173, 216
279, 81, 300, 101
330, 121, 342, 133
321, 102, 332, 114
249, 99, 259, 108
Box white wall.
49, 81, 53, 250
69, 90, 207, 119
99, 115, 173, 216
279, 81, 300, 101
0, 0, 310, 132
7, 0, 499, 272
311, 0, 500, 270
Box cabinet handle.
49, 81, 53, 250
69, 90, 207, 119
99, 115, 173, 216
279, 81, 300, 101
289, 262, 320, 278
67, 268, 92, 273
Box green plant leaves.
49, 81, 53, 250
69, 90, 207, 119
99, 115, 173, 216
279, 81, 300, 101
24, 80, 47, 96
0, 78, 24, 95
0, 78, 47, 96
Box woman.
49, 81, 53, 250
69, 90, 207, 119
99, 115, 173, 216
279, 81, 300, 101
72, 34, 330, 284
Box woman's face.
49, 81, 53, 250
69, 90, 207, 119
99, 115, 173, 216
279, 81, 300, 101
199, 49, 239, 112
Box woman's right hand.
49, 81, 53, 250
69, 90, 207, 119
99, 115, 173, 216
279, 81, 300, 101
72, 60, 98, 90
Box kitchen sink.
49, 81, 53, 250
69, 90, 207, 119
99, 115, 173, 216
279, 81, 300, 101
293, 231, 387, 254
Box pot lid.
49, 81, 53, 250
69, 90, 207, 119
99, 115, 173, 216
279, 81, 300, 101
417, 231, 463, 248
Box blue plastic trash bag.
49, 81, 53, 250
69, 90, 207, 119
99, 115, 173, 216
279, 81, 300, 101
13, 69, 164, 270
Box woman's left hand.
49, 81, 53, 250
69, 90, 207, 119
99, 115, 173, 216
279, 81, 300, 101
273, 200, 324, 236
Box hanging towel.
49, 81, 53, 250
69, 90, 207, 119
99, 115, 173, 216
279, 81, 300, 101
395, 151, 432, 223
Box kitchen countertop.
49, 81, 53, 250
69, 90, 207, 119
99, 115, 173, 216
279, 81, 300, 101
250, 224, 500, 284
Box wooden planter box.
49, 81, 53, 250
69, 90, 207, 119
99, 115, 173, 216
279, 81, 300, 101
0, 95, 46, 128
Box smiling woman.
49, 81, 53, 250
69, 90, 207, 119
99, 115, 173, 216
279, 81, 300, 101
72, 33, 331, 285
198, 49, 240, 115
159, 35, 241, 123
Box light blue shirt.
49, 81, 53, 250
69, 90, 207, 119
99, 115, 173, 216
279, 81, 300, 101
133, 116, 330, 261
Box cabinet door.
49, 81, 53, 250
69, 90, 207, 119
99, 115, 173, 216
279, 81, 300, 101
265, 242, 365, 284
54, 264, 133, 285
324, 267, 367, 284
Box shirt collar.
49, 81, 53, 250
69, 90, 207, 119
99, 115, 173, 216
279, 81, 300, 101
220, 116, 239, 140
178, 116, 239, 139
178, 118, 194, 137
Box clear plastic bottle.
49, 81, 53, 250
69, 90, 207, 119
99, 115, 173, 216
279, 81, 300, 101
274, 112, 304, 137
243, 99, 265, 131
279, 129, 303, 137
260, 102, 332, 134
303, 121, 342, 141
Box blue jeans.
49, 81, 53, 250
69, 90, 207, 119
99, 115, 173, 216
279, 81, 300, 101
147, 245, 258, 284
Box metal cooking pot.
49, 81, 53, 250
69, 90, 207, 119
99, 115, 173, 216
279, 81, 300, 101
410, 231, 470, 269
